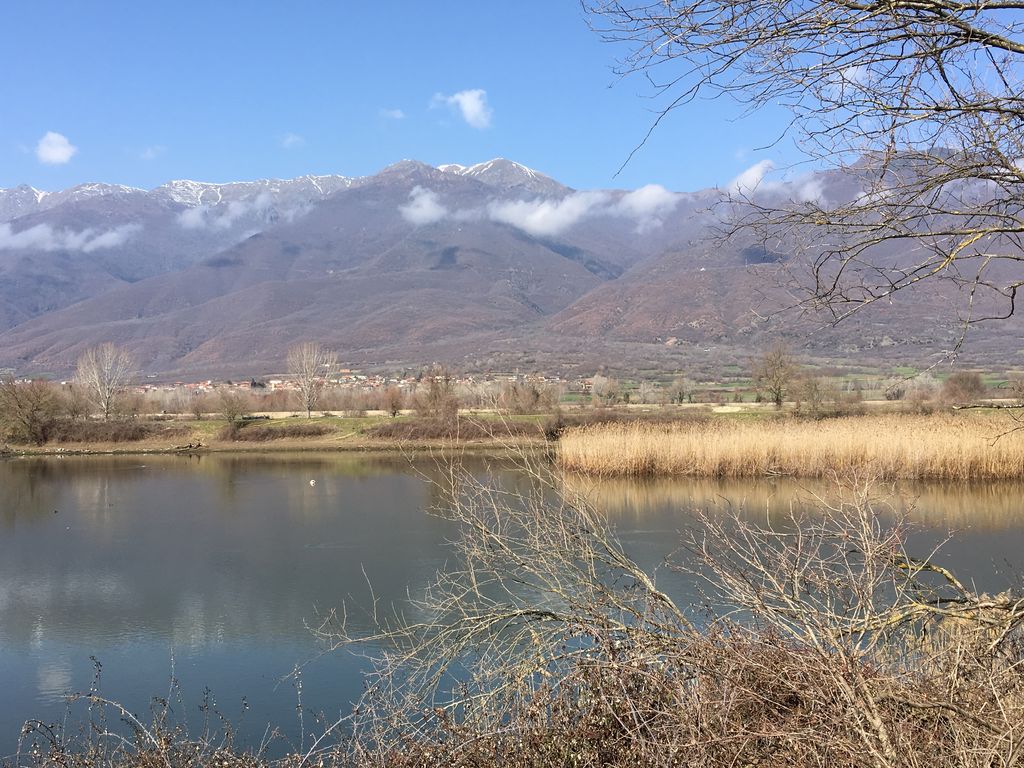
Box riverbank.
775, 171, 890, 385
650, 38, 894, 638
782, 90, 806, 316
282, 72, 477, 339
558, 412, 1024, 480
0, 412, 551, 456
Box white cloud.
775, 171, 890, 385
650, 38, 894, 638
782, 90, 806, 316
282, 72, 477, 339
281, 133, 305, 149
380, 108, 406, 120
400, 186, 449, 225
177, 206, 208, 229
724, 161, 830, 205
433, 89, 492, 129
727, 160, 776, 197
396, 183, 683, 237
488, 191, 611, 237
613, 185, 683, 231
36, 132, 77, 165
0, 222, 141, 252
139, 145, 166, 161
176, 192, 276, 230
794, 177, 826, 204
80, 224, 142, 252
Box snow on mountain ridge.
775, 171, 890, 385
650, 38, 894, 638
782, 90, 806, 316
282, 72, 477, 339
437, 157, 569, 196
153, 175, 355, 207
0, 160, 569, 225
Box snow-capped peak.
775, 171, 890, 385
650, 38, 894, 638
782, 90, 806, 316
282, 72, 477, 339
437, 158, 569, 196
464, 158, 540, 180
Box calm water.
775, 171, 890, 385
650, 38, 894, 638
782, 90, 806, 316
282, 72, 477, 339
1, 453, 1023, 756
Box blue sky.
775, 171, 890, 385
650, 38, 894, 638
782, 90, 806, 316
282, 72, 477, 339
0, 2, 794, 193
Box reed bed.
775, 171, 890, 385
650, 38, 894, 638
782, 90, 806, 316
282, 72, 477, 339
557, 413, 1024, 480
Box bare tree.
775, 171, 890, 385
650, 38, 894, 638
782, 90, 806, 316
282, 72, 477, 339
0, 377, 59, 445
590, 373, 620, 405
75, 343, 134, 420
413, 365, 459, 421
287, 342, 337, 418
378, 385, 405, 418
584, 2, 1024, 334
753, 343, 797, 408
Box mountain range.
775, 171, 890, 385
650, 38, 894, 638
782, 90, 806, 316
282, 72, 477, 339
0, 158, 1017, 378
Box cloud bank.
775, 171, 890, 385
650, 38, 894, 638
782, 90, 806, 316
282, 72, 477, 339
434, 89, 492, 129
726, 160, 828, 205
399, 184, 685, 235
0, 222, 141, 252
177, 193, 277, 230
399, 186, 449, 225
36, 132, 77, 165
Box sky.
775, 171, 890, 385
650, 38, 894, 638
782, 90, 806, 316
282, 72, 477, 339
0, 2, 796, 193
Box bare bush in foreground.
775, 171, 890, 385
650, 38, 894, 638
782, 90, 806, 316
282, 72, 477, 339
325, 465, 1024, 767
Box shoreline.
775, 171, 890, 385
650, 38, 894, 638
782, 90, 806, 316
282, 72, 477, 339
0, 437, 548, 458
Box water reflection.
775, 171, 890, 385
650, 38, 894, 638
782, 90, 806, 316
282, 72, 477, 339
1, 453, 1022, 756
562, 473, 1024, 531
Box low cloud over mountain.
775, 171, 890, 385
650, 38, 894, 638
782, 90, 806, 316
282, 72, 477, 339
0, 157, 1012, 377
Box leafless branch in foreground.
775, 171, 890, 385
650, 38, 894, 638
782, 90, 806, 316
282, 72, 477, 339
324, 460, 1024, 766
585, 1, 1024, 333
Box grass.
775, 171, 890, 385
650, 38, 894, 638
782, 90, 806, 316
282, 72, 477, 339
557, 412, 1024, 480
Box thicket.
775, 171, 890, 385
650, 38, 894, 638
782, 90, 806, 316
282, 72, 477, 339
363, 416, 538, 441
0, 377, 186, 445
217, 422, 335, 441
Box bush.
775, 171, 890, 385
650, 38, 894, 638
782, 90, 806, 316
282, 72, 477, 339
47, 419, 188, 443
365, 416, 538, 441
541, 408, 711, 441
941, 371, 987, 403
0, 377, 60, 445
218, 422, 333, 441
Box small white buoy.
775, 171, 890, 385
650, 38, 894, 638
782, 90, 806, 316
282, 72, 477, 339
309, 479, 316, 487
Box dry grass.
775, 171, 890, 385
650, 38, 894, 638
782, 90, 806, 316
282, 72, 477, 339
363, 416, 539, 441
558, 413, 1024, 480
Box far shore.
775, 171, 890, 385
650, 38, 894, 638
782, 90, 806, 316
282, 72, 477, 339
3, 405, 1022, 480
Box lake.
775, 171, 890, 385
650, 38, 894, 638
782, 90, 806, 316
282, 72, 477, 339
2, 452, 1023, 757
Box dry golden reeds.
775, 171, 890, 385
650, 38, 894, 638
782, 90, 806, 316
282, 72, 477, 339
557, 413, 1024, 480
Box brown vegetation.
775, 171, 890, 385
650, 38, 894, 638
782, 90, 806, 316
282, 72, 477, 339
326, 468, 1024, 767
218, 422, 335, 441
364, 416, 538, 441
46, 419, 188, 443
558, 413, 1024, 480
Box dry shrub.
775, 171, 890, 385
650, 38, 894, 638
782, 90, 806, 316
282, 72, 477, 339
364, 416, 538, 441
218, 422, 334, 441
558, 413, 1024, 480
47, 419, 187, 443
941, 371, 987, 403
541, 408, 710, 440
